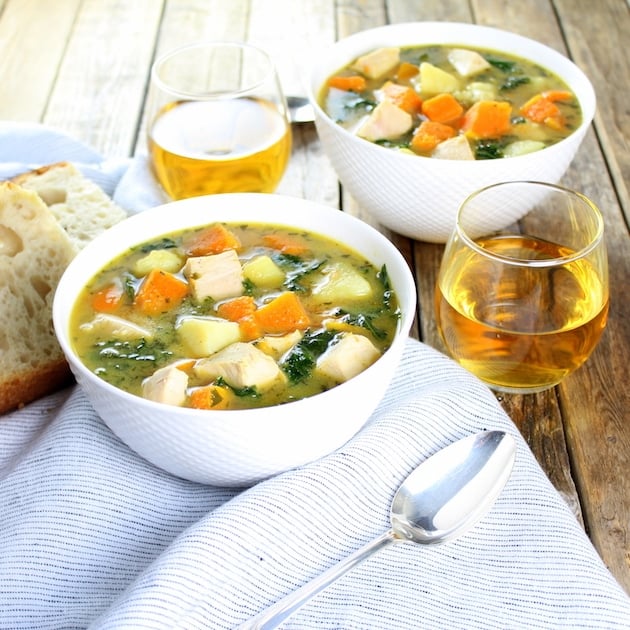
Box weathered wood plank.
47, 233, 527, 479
555, 0, 630, 226
0, 0, 81, 121
42, 0, 163, 157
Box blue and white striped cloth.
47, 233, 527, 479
1, 124, 629, 629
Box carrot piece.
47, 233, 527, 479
410, 120, 456, 153
519, 93, 567, 129
254, 291, 310, 334
217, 296, 262, 340
541, 90, 574, 103
189, 385, 233, 410
134, 268, 188, 315
263, 233, 309, 255
91, 282, 124, 313
396, 61, 419, 80
185, 224, 241, 256
421, 93, 464, 123
381, 81, 423, 114
461, 100, 512, 139
217, 296, 257, 321
328, 75, 367, 92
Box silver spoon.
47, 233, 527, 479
287, 95, 315, 124
239, 430, 516, 629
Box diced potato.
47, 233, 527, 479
431, 134, 475, 160
79, 313, 153, 340
242, 255, 285, 288
419, 62, 460, 95
510, 119, 549, 142
132, 249, 184, 277
316, 333, 380, 383
357, 100, 413, 142
142, 364, 188, 407
352, 46, 400, 79
503, 139, 546, 157
311, 262, 373, 304
447, 48, 491, 77
177, 317, 241, 358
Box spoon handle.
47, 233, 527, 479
238, 530, 398, 629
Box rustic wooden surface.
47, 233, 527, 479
1, 0, 628, 594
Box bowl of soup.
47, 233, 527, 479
52, 193, 416, 486
308, 22, 596, 242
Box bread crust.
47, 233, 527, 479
1, 166, 127, 415
0, 359, 74, 415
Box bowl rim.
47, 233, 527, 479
307, 21, 596, 163
53, 192, 417, 422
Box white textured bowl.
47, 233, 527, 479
309, 22, 596, 243
53, 193, 416, 486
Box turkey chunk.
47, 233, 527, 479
432, 134, 475, 160
183, 249, 243, 302
142, 364, 188, 406
316, 333, 380, 383
447, 48, 491, 77
357, 100, 413, 142
194, 342, 285, 392
352, 46, 400, 79
79, 313, 153, 340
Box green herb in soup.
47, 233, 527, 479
320, 44, 581, 159
71, 222, 400, 410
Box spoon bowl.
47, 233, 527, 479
240, 430, 516, 628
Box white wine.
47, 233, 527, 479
149, 97, 291, 199
436, 235, 608, 392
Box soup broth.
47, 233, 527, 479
320, 44, 582, 159
70, 222, 400, 410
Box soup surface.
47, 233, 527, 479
320, 44, 581, 159
71, 222, 400, 410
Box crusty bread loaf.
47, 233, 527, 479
12, 161, 127, 250
1, 163, 128, 414
0, 182, 78, 414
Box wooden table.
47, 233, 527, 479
1, 0, 628, 595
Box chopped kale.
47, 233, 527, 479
500, 75, 530, 91
274, 254, 325, 292
140, 237, 178, 253
281, 329, 339, 383
335, 310, 387, 340
486, 57, 518, 73
215, 376, 260, 398
475, 140, 505, 160
92, 338, 173, 386
122, 273, 137, 302
377, 265, 393, 309
242, 277, 256, 296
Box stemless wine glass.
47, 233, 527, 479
146, 41, 292, 200
435, 181, 609, 394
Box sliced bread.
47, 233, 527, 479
12, 161, 127, 250
0, 182, 78, 414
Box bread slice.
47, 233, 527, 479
12, 161, 127, 250
0, 182, 78, 414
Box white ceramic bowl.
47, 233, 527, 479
308, 22, 596, 243
53, 193, 416, 486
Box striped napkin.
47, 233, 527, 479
1, 123, 629, 629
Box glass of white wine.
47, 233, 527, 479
146, 41, 292, 200
435, 181, 609, 394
